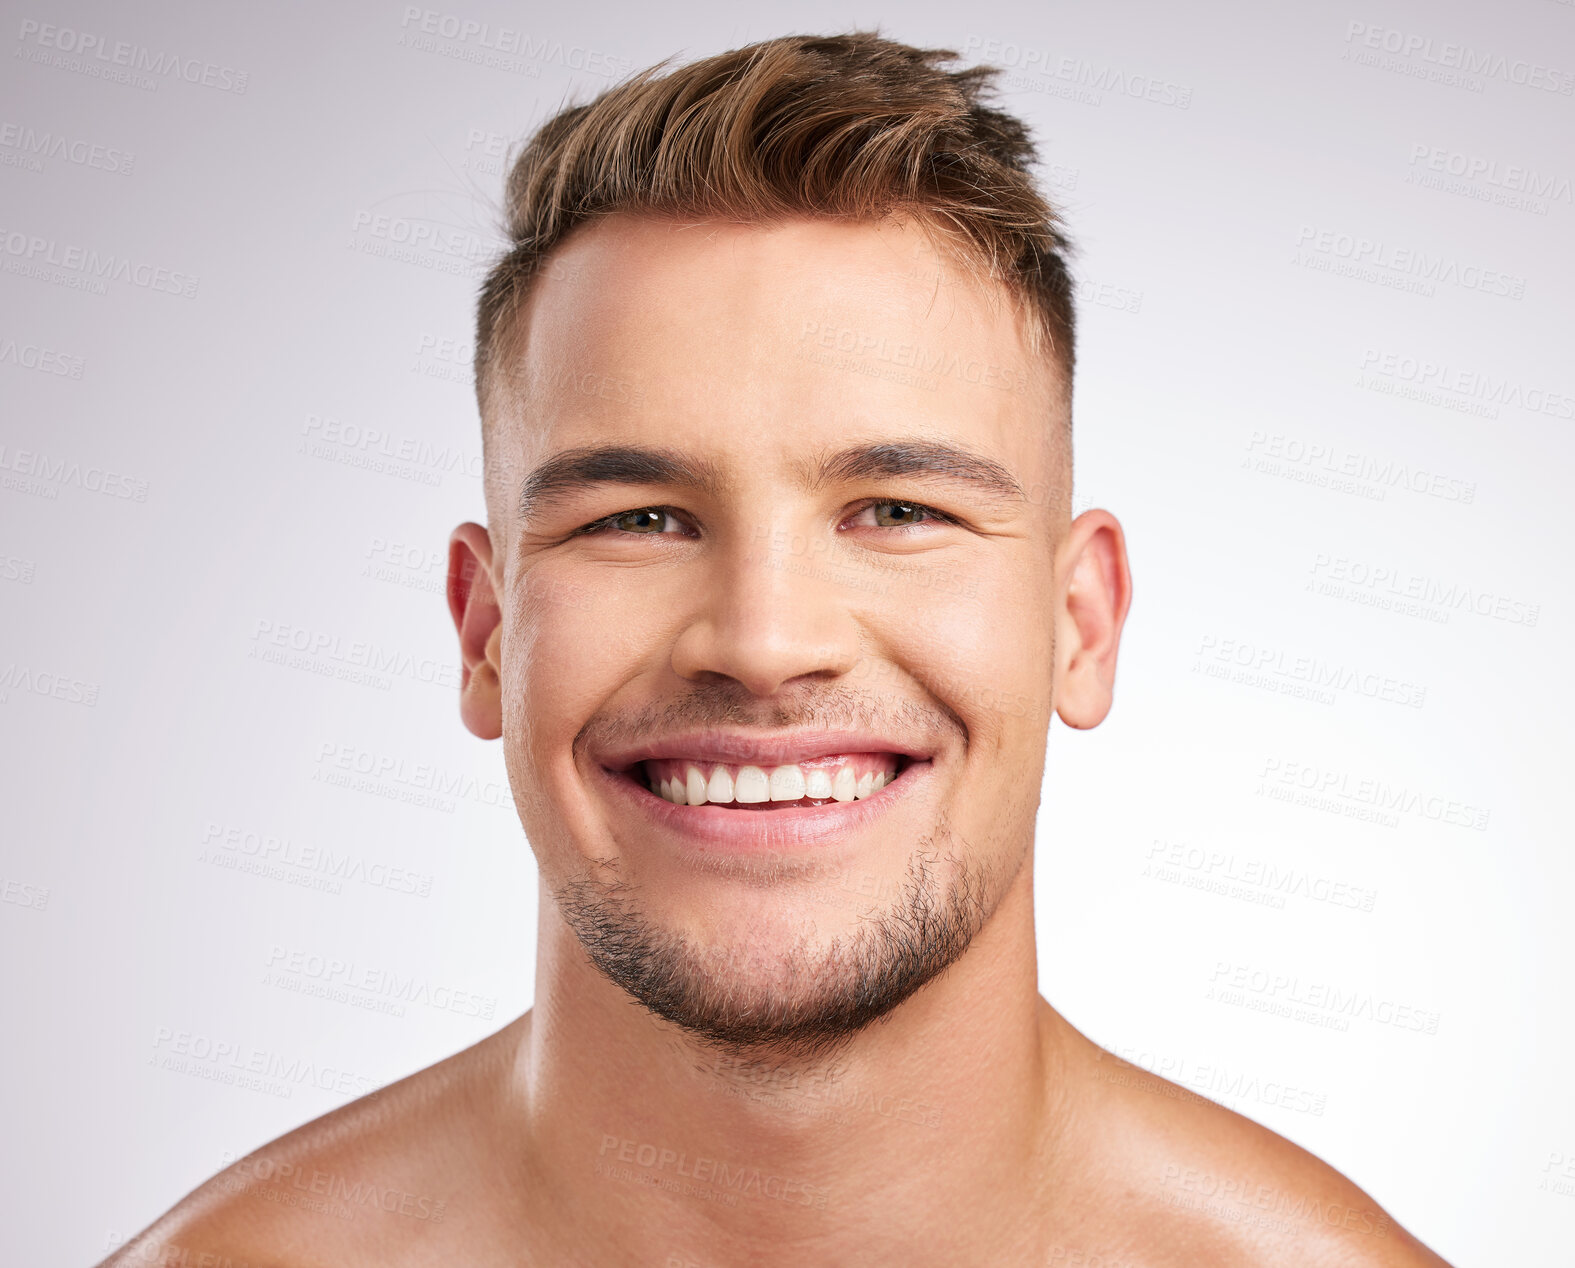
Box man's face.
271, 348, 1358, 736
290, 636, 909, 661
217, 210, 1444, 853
473, 214, 1070, 1058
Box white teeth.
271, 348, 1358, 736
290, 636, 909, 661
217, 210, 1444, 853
769, 765, 807, 801
734, 766, 770, 803
686, 766, 708, 806
655, 760, 897, 806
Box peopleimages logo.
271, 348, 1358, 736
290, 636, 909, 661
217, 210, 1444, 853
799, 319, 1031, 393
1207, 962, 1442, 1036
0, 338, 84, 378
1260, 756, 1490, 831
201, 821, 435, 898
1293, 225, 1526, 299
1308, 553, 1540, 629
311, 741, 515, 813
1245, 430, 1477, 504
597, 1135, 831, 1209
350, 211, 488, 263
262, 945, 498, 1021
1407, 144, 1573, 206
14, 19, 250, 93
249, 618, 462, 691
1359, 350, 1575, 421
1158, 1163, 1392, 1237
960, 35, 1193, 108
1194, 632, 1427, 708
0, 661, 100, 707
299, 413, 483, 486
397, 7, 632, 78
0, 226, 199, 297
217, 1155, 448, 1223
1342, 21, 1575, 95
0, 445, 150, 501
1094, 1044, 1331, 1117
0, 122, 134, 174
1144, 838, 1379, 913
150, 1026, 382, 1101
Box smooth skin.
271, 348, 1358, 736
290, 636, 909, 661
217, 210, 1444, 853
104, 216, 1452, 1266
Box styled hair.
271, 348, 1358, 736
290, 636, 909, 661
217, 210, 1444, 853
474, 30, 1077, 450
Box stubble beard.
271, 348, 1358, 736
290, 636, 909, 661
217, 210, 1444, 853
552, 827, 996, 1069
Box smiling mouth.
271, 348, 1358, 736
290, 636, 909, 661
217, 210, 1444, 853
624, 754, 913, 810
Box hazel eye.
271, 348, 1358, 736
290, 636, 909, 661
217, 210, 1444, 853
839, 499, 956, 533
612, 508, 672, 533
870, 502, 931, 527
576, 506, 694, 537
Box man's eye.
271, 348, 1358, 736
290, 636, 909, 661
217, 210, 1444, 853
872, 502, 930, 527
579, 507, 687, 535
849, 500, 951, 529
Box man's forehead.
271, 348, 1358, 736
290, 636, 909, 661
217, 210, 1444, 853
534, 211, 974, 297
506, 214, 1041, 389
479, 213, 1064, 527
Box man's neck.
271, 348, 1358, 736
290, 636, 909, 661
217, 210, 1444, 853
508, 865, 1071, 1263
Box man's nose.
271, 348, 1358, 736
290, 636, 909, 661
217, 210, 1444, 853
668, 533, 864, 698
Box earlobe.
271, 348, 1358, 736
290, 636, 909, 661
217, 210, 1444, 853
448, 522, 503, 740
1053, 510, 1133, 731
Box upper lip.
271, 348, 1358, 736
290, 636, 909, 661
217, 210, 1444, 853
594, 728, 938, 772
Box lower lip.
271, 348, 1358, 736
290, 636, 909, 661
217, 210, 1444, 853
593, 759, 934, 851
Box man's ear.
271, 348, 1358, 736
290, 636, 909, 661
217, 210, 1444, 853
1053, 509, 1134, 730
448, 522, 503, 740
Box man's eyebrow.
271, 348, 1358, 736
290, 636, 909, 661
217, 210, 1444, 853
517, 439, 1025, 521
810, 441, 1026, 503
517, 446, 722, 521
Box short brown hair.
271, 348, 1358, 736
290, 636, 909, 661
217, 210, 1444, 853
474, 30, 1077, 446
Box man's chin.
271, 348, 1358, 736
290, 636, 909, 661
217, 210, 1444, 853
552, 848, 994, 1064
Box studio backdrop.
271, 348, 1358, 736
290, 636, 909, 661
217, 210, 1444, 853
1, 1, 1571, 1264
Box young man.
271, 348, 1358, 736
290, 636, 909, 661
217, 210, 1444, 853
107, 32, 1451, 1266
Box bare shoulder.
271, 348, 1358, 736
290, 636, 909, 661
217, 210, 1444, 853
98, 1017, 526, 1268
1067, 1037, 1453, 1267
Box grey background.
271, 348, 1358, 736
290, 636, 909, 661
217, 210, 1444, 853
2, 0, 1572, 1263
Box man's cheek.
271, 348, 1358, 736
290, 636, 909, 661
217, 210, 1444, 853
501, 581, 603, 750
863, 567, 1045, 812
500, 612, 621, 842
509, 601, 618, 708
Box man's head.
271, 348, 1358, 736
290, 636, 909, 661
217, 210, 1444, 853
448, 32, 1131, 1065
473, 31, 1079, 524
